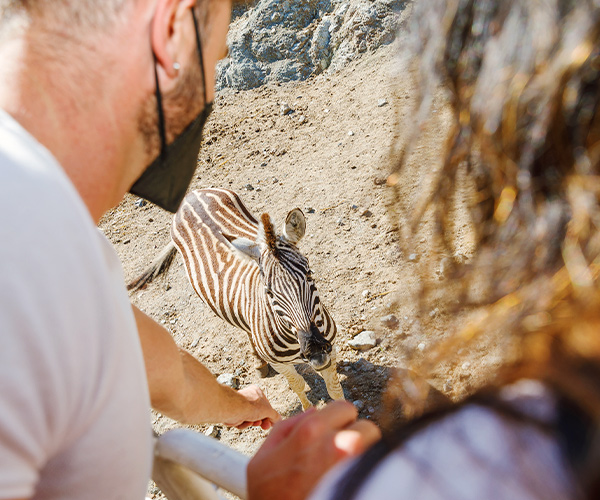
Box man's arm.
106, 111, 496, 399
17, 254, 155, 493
132, 304, 280, 429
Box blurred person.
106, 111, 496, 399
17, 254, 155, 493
0, 0, 379, 498
250, 0, 600, 499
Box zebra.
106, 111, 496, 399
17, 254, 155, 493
128, 188, 344, 409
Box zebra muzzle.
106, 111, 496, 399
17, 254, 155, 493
308, 352, 331, 371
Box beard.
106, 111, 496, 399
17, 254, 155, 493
137, 56, 206, 164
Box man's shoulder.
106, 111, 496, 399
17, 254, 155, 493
0, 110, 95, 245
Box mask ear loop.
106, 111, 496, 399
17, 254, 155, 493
153, 54, 168, 161
190, 7, 208, 108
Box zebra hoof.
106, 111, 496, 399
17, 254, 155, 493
255, 363, 271, 379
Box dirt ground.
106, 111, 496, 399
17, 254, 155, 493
100, 28, 502, 499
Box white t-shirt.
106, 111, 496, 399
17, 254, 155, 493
310, 381, 578, 500
0, 110, 153, 499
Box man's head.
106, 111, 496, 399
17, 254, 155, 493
0, 0, 232, 220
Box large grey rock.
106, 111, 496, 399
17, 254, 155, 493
216, 0, 407, 91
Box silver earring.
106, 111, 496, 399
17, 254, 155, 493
173, 62, 181, 71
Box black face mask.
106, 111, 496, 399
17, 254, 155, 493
130, 8, 212, 213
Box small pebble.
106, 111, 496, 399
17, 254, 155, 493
245, 184, 254, 191
417, 342, 426, 352
361, 290, 370, 297
408, 253, 419, 262
443, 380, 453, 392
280, 103, 292, 115
348, 130, 355, 136
204, 425, 220, 439
134, 198, 147, 208
429, 308, 439, 318
191, 338, 200, 348
353, 400, 364, 411
377, 98, 388, 107
461, 362, 471, 370
361, 209, 373, 218
217, 373, 240, 389
380, 314, 399, 330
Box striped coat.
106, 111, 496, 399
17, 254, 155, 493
129, 188, 344, 408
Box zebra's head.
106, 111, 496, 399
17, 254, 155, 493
231, 209, 335, 371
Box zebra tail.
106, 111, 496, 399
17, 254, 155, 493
127, 241, 178, 291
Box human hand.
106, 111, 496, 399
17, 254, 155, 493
225, 384, 281, 430
247, 400, 381, 500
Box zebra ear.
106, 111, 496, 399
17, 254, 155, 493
282, 208, 306, 244
230, 237, 262, 262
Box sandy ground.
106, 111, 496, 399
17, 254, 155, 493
100, 32, 502, 499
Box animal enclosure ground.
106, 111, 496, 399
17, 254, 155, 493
100, 36, 503, 499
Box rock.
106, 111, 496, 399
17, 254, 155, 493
361, 289, 370, 297
216, 0, 404, 91
280, 102, 293, 116
377, 98, 388, 107
217, 373, 241, 389
443, 380, 453, 392
245, 184, 255, 191
204, 425, 221, 439
272, 177, 279, 183
417, 342, 426, 352
355, 358, 374, 372
305, 207, 315, 214
348, 130, 354, 136
380, 314, 399, 330
461, 362, 471, 370
297, 115, 307, 124
349, 331, 377, 351
190, 338, 200, 348
134, 198, 147, 208
353, 400, 364, 411
408, 253, 419, 262
350, 204, 359, 210
361, 209, 373, 218
373, 177, 387, 186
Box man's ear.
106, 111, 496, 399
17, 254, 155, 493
151, 0, 196, 79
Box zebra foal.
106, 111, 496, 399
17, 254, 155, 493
128, 188, 344, 409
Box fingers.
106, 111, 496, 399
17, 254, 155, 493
260, 407, 317, 449
333, 419, 382, 456
310, 400, 358, 429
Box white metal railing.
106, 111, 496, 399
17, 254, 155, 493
152, 428, 250, 500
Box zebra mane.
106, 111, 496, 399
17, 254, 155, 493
261, 213, 279, 259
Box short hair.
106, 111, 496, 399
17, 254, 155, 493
0, 0, 128, 32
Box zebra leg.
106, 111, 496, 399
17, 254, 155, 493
320, 365, 345, 401
319, 352, 345, 401
252, 352, 270, 379
271, 363, 312, 409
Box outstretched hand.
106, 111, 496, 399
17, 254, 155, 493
247, 400, 381, 500
225, 384, 282, 430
